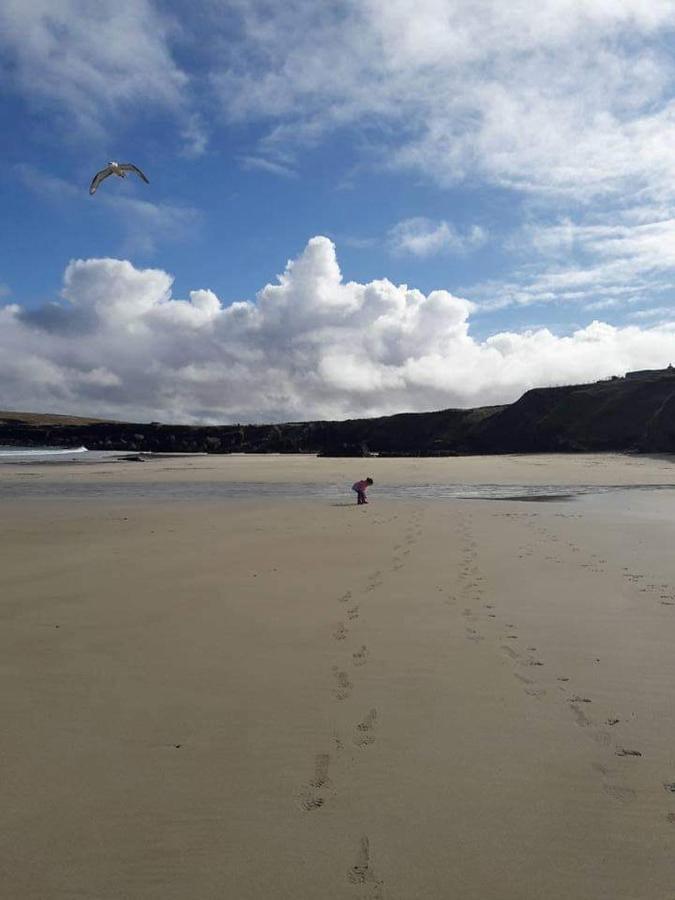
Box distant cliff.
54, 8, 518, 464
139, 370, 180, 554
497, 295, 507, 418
1, 368, 674, 456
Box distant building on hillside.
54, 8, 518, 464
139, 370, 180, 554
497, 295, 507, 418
625, 364, 675, 381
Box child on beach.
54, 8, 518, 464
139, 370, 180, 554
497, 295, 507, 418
352, 477, 373, 505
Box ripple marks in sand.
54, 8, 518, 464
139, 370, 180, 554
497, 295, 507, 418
347, 836, 385, 898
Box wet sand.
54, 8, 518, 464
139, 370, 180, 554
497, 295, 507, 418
1, 453, 675, 898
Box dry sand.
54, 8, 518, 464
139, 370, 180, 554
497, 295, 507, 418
1, 453, 675, 898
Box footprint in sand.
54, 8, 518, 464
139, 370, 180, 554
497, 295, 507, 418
298, 753, 332, 811
602, 783, 636, 804
569, 702, 592, 727
354, 709, 378, 748
347, 836, 385, 897
353, 645, 369, 666
333, 667, 353, 700
501, 645, 520, 660
339, 590, 353, 604
347, 605, 360, 621
465, 626, 483, 642
333, 623, 348, 641
365, 573, 384, 592
616, 748, 642, 757
524, 686, 546, 699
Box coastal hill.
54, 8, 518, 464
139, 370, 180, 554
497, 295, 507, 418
1, 367, 674, 456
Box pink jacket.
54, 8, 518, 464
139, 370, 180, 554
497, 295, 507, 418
352, 480, 369, 493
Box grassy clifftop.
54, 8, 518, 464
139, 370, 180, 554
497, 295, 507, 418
1, 370, 674, 455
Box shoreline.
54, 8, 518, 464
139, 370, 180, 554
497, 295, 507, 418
1, 449, 674, 483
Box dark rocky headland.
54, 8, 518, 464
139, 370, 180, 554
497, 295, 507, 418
2, 367, 674, 456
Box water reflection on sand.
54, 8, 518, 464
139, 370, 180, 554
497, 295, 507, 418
1, 478, 675, 503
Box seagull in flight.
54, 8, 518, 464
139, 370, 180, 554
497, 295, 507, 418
89, 161, 150, 195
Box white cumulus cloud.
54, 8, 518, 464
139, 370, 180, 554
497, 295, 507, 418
0, 237, 673, 423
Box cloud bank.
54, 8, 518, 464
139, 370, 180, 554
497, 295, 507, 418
1, 238, 673, 423
7, 0, 675, 199
209, 0, 675, 314
216, 0, 675, 200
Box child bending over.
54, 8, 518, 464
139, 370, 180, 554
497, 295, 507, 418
352, 477, 373, 505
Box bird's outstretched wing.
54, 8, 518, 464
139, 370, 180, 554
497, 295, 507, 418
89, 165, 113, 195
119, 163, 150, 184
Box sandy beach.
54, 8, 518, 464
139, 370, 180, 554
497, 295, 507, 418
2, 452, 675, 899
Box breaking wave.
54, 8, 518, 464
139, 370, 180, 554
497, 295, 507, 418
0, 445, 88, 457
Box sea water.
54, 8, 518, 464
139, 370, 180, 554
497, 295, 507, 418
1, 446, 674, 508
0, 446, 136, 464
0, 445, 88, 459
0, 473, 674, 504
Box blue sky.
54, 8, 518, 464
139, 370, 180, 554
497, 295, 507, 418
1, 0, 674, 423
